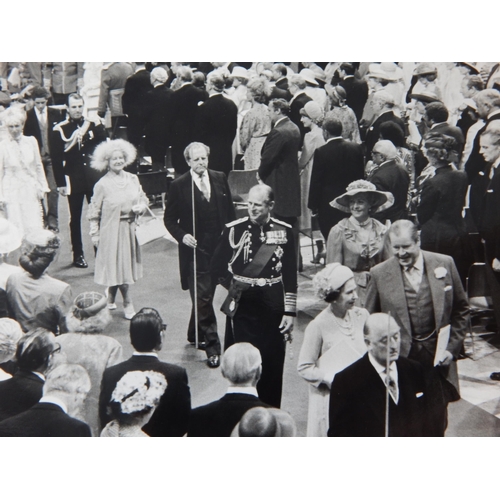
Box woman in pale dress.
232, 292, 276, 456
239, 77, 272, 171
0, 107, 49, 235
100, 370, 167, 437
88, 139, 148, 320
297, 263, 369, 437
326, 180, 394, 307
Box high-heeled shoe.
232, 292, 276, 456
311, 240, 326, 265
124, 303, 136, 320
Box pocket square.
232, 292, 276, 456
444, 285, 452, 292
416, 392, 424, 398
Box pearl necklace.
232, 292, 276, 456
330, 307, 354, 336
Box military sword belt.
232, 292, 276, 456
233, 275, 282, 287
412, 329, 436, 342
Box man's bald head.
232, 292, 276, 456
364, 313, 401, 365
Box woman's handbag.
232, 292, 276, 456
135, 206, 168, 246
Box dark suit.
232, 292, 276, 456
0, 402, 90, 437
259, 117, 301, 220
99, 354, 191, 437
169, 83, 209, 174
164, 169, 235, 354
144, 83, 173, 168
289, 92, 313, 145
24, 106, 63, 229
122, 68, 153, 147
338, 76, 369, 123
365, 251, 469, 435
187, 392, 270, 437
465, 111, 500, 231
364, 111, 406, 158
194, 94, 238, 176
328, 354, 427, 437
308, 137, 365, 238
51, 117, 107, 258
0, 370, 44, 422
368, 159, 410, 222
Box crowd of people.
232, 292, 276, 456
0, 61, 500, 437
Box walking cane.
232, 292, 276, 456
384, 312, 392, 438
191, 175, 199, 350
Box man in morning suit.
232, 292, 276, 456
51, 93, 107, 268
308, 116, 365, 239
23, 86, 63, 231
0, 329, 59, 422
168, 66, 209, 174
188, 343, 270, 437
464, 89, 500, 231
365, 220, 469, 435
477, 123, 500, 380
368, 140, 410, 223
211, 185, 297, 408
194, 70, 238, 176
270, 63, 292, 101
99, 308, 191, 436
164, 142, 235, 368
337, 62, 368, 123
364, 90, 405, 158
121, 62, 153, 148
0, 364, 91, 437
328, 313, 428, 437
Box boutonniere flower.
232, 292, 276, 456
434, 267, 447, 279
444, 285, 452, 292
197, 101, 204, 106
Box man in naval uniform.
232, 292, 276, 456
211, 184, 297, 408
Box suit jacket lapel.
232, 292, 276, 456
359, 356, 387, 428
423, 251, 445, 328
208, 170, 223, 216
385, 258, 412, 336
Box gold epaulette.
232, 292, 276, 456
270, 217, 292, 228
226, 216, 249, 228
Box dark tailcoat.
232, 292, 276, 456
328, 354, 427, 437
122, 68, 153, 146
338, 76, 369, 122
169, 83, 209, 173
368, 159, 410, 222
258, 117, 301, 218
270, 77, 292, 101
187, 393, 270, 437
0, 403, 91, 437
24, 106, 63, 153
364, 111, 405, 157
144, 83, 174, 164
164, 169, 235, 290
99, 354, 191, 437
0, 371, 44, 422
308, 137, 365, 238
194, 93, 238, 176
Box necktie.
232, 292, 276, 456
198, 173, 210, 201
384, 371, 399, 404
405, 265, 420, 292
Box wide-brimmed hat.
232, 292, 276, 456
457, 62, 480, 75
231, 66, 249, 80
65, 291, 111, 334
299, 68, 319, 86
413, 62, 437, 76
300, 101, 324, 122
330, 179, 394, 213
410, 89, 441, 104
368, 63, 403, 81
0, 218, 22, 254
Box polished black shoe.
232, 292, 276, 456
73, 255, 88, 268
490, 372, 500, 381
207, 355, 220, 368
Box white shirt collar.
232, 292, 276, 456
344, 75, 354, 80
39, 395, 68, 413
368, 353, 396, 375
430, 121, 447, 129
179, 81, 191, 89
133, 351, 158, 358
326, 136, 342, 144
412, 251, 424, 273
226, 386, 259, 397
487, 109, 500, 120
274, 116, 287, 128
35, 106, 47, 121
32, 371, 45, 381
